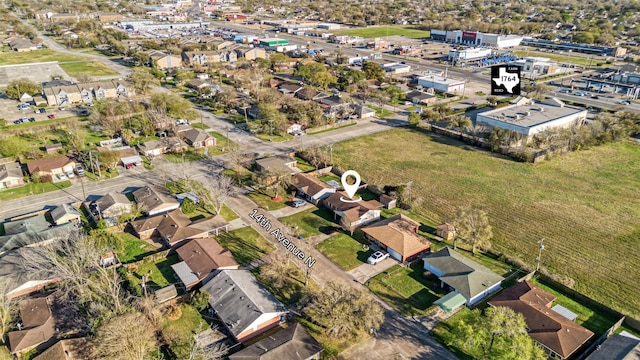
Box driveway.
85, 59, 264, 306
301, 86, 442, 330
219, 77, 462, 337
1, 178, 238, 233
348, 257, 397, 283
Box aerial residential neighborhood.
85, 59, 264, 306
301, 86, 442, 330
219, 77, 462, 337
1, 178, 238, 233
0, 0, 639, 359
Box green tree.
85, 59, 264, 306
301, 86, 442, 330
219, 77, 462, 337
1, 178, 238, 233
408, 112, 421, 127
190, 290, 210, 312
446, 115, 472, 131
5, 78, 40, 99
96, 150, 121, 170
362, 61, 385, 80
304, 281, 383, 337
451, 206, 493, 254
180, 197, 196, 214
127, 68, 159, 95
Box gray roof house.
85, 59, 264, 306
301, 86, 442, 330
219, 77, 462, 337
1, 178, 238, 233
585, 334, 640, 360
92, 192, 133, 219
49, 203, 81, 225
228, 323, 323, 360
132, 186, 180, 216
422, 247, 504, 306
0, 247, 58, 299
0, 215, 74, 255
201, 270, 287, 343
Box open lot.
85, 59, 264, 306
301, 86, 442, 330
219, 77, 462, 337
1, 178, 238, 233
0, 62, 71, 87
215, 227, 276, 265
333, 26, 430, 39
0, 49, 85, 65
317, 232, 373, 271
278, 207, 339, 238
59, 60, 119, 77
333, 128, 640, 319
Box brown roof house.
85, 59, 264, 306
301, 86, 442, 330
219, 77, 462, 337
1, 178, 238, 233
132, 185, 180, 216
228, 323, 323, 360
181, 128, 216, 148
0, 159, 24, 189
171, 237, 239, 290
8, 291, 83, 355
33, 338, 91, 360
201, 270, 287, 343
130, 210, 226, 246
323, 191, 382, 231
489, 281, 594, 359
291, 173, 336, 205
146, 50, 182, 70
362, 214, 431, 262
26, 155, 75, 180
423, 247, 504, 306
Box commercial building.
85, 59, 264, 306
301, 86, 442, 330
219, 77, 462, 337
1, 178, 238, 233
259, 38, 289, 48
383, 63, 412, 74
520, 38, 626, 57
508, 57, 559, 79
431, 29, 523, 48
417, 75, 465, 93
448, 47, 493, 62
476, 97, 587, 137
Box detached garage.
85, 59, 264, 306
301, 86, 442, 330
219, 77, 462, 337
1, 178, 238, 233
121, 155, 143, 169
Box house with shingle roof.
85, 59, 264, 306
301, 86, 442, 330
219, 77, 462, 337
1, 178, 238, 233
132, 185, 180, 216
181, 128, 216, 148
0, 215, 74, 255
291, 173, 336, 205
201, 269, 287, 343
0, 159, 24, 189
228, 323, 323, 360
278, 83, 303, 95
323, 191, 382, 230
26, 156, 75, 179
362, 214, 431, 262
130, 209, 224, 246
585, 333, 640, 360
423, 247, 504, 306
49, 203, 80, 225
33, 338, 91, 360
489, 281, 594, 359
171, 237, 238, 290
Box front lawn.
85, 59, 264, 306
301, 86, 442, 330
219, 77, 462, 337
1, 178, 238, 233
247, 190, 289, 210
254, 132, 293, 142
162, 304, 209, 359
369, 105, 394, 118
0, 180, 71, 201
164, 149, 207, 163
219, 204, 239, 221
366, 262, 442, 316
299, 318, 369, 360
316, 232, 373, 271
253, 261, 319, 306
278, 207, 339, 238
216, 227, 276, 265
207, 131, 236, 156
431, 308, 478, 360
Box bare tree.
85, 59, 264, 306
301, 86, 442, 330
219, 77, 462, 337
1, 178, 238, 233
21, 231, 127, 316
204, 175, 237, 215
92, 311, 157, 360
226, 148, 253, 185
188, 324, 228, 360
259, 254, 300, 288
0, 279, 16, 343
451, 206, 493, 254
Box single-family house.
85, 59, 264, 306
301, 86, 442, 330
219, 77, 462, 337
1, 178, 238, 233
136, 137, 188, 157
406, 90, 437, 105
0, 215, 74, 255
132, 186, 180, 216
323, 192, 382, 230
130, 209, 223, 245
362, 214, 431, 262
7, 291, 83, 354
291, 173, 336, 205
317, 96, 353, 118
436, 223, 456, 241
295, 88, 320, 101
423, 247, 504, 306
356, 104, 376, 119
26, 156, 75, 180
228, 323, 324, 360
49, 203, 80, 225
182, 128, 216, 148
585, 334, 640, 360
171, 237, 239, 290
255, 156, 299, 177
489, 281, 594, 359
0, 248, 59, 300
32, 338, 90, 360
0, 160, 25, 189
90, 192, 132, 220
201, 269, 287, 343
9, 38, 36, 52
278, 83, 303, 95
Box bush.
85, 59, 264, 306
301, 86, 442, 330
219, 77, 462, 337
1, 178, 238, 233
165, 305, 182, 320
190, 290, 210, 312
117, 266, 143, 297
181, 197, 196, 214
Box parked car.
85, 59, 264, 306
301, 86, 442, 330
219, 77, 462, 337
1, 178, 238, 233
617, 101, 630, 105
367, 251, 390, 265
47, 114, 56, 119
13, 120, 21, 124
28, 117, 35, 122
66, 171, 75, 178
75, 165, 85, 176
58, 107, 66, 111
291, 199, 307, 208
39, 107, 46, 113
57, 173, 68, 181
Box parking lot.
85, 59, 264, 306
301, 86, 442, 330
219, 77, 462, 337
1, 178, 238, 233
0, 95, 88, 125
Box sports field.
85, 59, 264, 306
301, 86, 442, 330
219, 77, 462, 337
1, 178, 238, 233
333, 26, 430, 39
333, 129, 640, 319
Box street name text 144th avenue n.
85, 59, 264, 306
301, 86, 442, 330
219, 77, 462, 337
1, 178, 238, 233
249, 209, 316, 268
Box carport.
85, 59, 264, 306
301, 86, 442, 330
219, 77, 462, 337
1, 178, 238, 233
121, 155, 143, 168
434, 291, 467, 313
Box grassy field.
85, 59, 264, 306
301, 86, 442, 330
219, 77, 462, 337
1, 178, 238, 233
333, 128, 640, 319
431, 308, 480, 360
0, 49, 85, 65
162, 304, 208, 359
369, 105, 394, 118
278, 207, 339, 238
132, 254, 180, 290
59, 60, 118, 76
253, 261, 319, 306
247, 190, 289, 210
299, 318, 369, 360
216, 227, 276, 265
366, 262, 442, 316
333, 26, 430, 39
316, 233, 373, 271
0, 180, 71, 201
512, 50, 598, 66
116, 232, 156, 263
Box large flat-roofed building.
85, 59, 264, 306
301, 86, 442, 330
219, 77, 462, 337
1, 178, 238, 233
417, 75, 465, 93
476, 97, 587, 136
431, 29, 523, 48
520, 38, 626, 57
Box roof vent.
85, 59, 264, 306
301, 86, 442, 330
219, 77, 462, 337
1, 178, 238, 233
539, 107, 544, 112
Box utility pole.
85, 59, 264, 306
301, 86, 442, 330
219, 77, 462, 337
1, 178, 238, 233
535, 238, 545, 272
